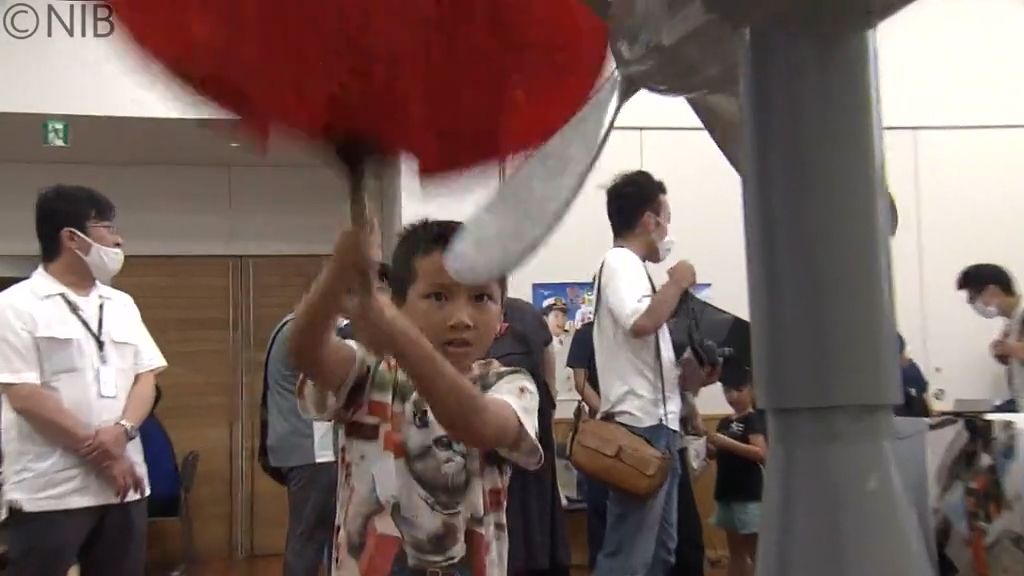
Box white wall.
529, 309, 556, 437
875, 0, 1024, 128
885, 131, 930, 373
0, 163, 349, 255
3, 0, 1024, 129
915, 129, 1024, 404
400, 159, 500, 226
0, 0, 226, 119
612, 0, 1024, 130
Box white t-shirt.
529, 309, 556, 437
0, 267, 167, 512
593, 247, 681, 431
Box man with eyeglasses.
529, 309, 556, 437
0, 185, 166, 576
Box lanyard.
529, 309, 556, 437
59, 293, 105, 362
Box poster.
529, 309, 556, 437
532, 281, 713, 331
531, 282, 594, 330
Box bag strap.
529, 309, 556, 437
258, 315, 295, 486
593, 256, 669, 426
646, 270, 670, 425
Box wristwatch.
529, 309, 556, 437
116, 419, 139, 441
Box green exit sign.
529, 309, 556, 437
44, 120, 70, 147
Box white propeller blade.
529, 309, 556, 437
444, 70, 633, 284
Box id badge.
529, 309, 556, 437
98, 364, 117, 398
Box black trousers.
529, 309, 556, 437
581, 473, 608, 570
6, 499, 148, 576
673, 448, 705, 576
284, 462, 339, 576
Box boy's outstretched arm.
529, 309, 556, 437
289, 226, 378, 409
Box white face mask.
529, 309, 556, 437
651, 214, 674, 261
657, 234, 675, 261
70, 229, 124, 283
972, 300, 1000, 320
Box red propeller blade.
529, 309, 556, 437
110, 1, 609, 174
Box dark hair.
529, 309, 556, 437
377, 262, 391, 286
35, 185, 116, 263
956, 263, 1016, 297
887, 192, 898, 237
723, 367, 754, 391
389, 219, 507, 305
606, 170, 667, 239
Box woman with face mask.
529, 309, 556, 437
957, 263, 1024, 410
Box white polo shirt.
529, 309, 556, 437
0, 266, 167, 512
593, 247, 682, 431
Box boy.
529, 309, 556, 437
289, 219, 542, 576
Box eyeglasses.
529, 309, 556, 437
87, 223, 118, 234
648, 212, 669, 226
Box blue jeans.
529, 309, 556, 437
593, 424, 681, 576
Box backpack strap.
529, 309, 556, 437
258, 315, 295, 486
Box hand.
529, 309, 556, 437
79, 424, 128, 467
992, 339, 1024, 361
692, 419, 707, 437
684, 409, 707, 436
99, 457, 146, 502
348, 290, 404, 358
991, 339, 1011, 365
678, 352, 721, 394
328, 218, 381, 314
667, 260, 696, 290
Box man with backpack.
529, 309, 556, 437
259, 262, 390, 575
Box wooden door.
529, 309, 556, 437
241, 256, 327, 555
114, 257, 241, 561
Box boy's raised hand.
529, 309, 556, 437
329, 216, 381, 316
327, 215, 404, 357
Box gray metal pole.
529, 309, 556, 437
741, 24, 933, 576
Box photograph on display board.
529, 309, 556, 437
531, 282, 595, 332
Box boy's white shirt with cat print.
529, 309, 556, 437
298, 340, 542, 576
